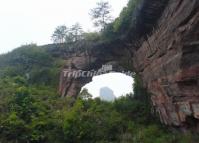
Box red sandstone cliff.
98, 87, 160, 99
133, 0, 199, 126
59, 0, 199, 127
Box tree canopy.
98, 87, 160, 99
52, 23, 84, 44
90, 1, 113, 31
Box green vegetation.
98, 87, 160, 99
0, 44, 64, 86
0, 73, 198, 143
0, 45, 198, 142
51, 0, 142, 44
51, 23, 84, 44
112, 0, 141, 34
101, 0, 141, 41
89, 1, 113, 31
88, 0, 141, 40
0, 0, 198, 142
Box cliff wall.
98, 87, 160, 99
59, 0, 199, 127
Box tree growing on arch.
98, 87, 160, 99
67, 23, 84, 43
51, 23, 84, 44
51, 25, 67, 44
90, 1, 112, 31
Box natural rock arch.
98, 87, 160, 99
59, 39, 133, 98
59, 0, 199, 127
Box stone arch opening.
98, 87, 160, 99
81, 72, 134, 100
59, 58, 135, 98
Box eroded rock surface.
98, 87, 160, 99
133, 0, 199, 126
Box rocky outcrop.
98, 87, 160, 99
133, 0, 199, 126
59, 0, 199, 127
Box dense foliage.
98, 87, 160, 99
0, 75, 198, 143
0, 0, 198, 142
0, 45, 198, 142
52, 23, 84, 44
0, 44, 64, 86
90, 1, 113, 30
101, 0, 141, 40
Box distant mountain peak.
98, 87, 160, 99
99, 87, 116, 102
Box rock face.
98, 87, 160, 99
59, 0, 199, 127
133, 0, 199, 126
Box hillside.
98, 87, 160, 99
0, 0, 199, 142
0, 44, 198, 143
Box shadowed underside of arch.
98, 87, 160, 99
59, 0, 199, 127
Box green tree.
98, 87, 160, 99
69, 23, 84, 42
113, 0, 140, 33
12, 87, 35, 122
90, 1, 112, 30
52, 23, 84, 44
82, 32, 101, 42
79, 88, 92, 100
51, 25, 67, 43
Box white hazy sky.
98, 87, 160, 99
84, 73, 134, 98
0, 0, 133, 97
0, 0, 128, 54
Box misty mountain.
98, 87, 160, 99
99, 87, 116, 102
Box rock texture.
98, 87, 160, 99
59, 0, 199, 127
133, 0, 199, 126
